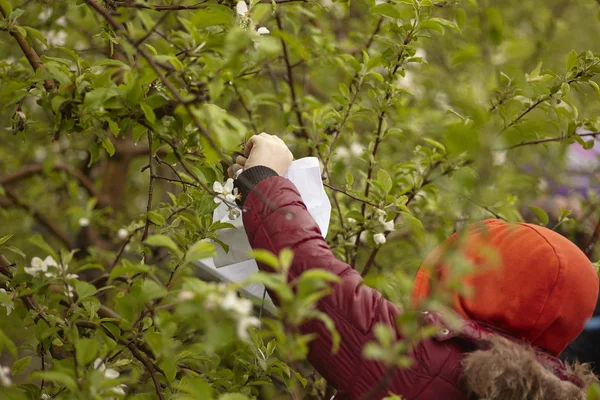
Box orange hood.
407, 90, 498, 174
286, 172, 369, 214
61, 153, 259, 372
411, 219, 599, 356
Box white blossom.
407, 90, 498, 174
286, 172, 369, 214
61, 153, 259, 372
46, 30, 67, 47
257, 27, 270, 35
78, 217, 90, 227
178, 290, 195, 301
373, 233, 386, 245
213, 179, 239, 204
221, 291, 252, 316
41, 394, 51, 400
237, 316, 260, 340
0, 289, 13, 316
236, 1, 249, 17
34, 147, 47, 162
350, 143, 364, 156
336, 146, 350, 158
117, 228, 129, 240
25, 256, 49, 276
492, 151, 506, 166
0, 365, 11, 386
347, 218, 357, 225
94, 358, 120, 379
111, 384, 127, 395
65, 285, 75, 298
56, 16, 67, 27
381, 219, 395, 232
39, 8, 53, 22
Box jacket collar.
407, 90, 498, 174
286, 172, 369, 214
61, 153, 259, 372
422, 311, 585, 388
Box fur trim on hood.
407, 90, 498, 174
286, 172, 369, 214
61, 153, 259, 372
462, 336, 598, 400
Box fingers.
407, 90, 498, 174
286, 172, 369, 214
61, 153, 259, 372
244, 133, 277, 156
235, 155, 247, 166
243, 136, 257, 157
227, 163, 245, 179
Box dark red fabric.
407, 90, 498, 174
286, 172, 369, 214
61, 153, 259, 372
243, 177, 468, 399
241, 177, 589, 399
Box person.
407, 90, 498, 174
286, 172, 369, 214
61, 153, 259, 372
229, 133, 600, 400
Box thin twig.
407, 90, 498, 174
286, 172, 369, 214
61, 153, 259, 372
0, 163, 106, 206
324, 183, 380, 208
2, 187, 73, 249
84, 0, 224, 160
275, 12, 309, 140
142, 132, 155, 259
232, 83, 259, 134
503, 131, 600, 150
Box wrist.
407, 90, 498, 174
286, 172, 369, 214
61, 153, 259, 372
234, 166, 279, 205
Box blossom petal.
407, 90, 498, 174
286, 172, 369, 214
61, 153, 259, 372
93, 358, 105, 371
213, 196, 223, 204
31, 257, 44, 269
257, 27, 270, 35
212, 181, 224, 193
224, 178, 234, 193
236, 1, 248, 16
44, 256, 57, 268
104, 368, 120, 379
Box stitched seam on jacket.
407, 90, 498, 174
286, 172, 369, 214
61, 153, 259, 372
412, 347, 454, 399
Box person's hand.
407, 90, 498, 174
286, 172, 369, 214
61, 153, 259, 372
228, 133, 293, 178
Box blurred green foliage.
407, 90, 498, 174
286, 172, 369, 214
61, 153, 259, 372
0, 0, 599, 398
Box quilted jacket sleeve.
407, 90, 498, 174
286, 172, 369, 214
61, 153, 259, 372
242, 175, 403, 396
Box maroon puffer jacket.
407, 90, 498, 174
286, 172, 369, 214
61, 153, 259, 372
240, 175, 466, 400
240, 175, 585, 400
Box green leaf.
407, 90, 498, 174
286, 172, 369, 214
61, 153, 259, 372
589, 81, 600, 100
141, 102, 156, 124
566, 50, 578, 72
0, 234, 13, 246
338, 83, 350, 99
185, 240, 215, 263
250, 249, 279, 269
12, 356, 32, 375
23, 27, 47, 46
528, 205, 549, 226
75, 338, 98, 366
377, 169, 393, 194
75, 281, 98, 300
102, 138, 116, 157
423, 138, 446, 154
147, 211, 166, 226
28, 235, 58, 260
31, 371, 77, 392
177, 376, 213, 399
140, 280, 167, 302
345, 172, 354, 185
4, 246, 24, 258
370, 4, 401, 19
278, 248, 294, 270
0, 328, 17, 357
191, 5, 233, 28
298, 269, 341, 284
0, 0, 12, 17
218, 395, 250, 400
145, 234, 181, 256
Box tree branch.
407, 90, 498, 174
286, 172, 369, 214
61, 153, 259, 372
0, 163, 107, 207
84, 0, 224, 161
275, 12, 309, 140
0, 8, 54, 91
503, 131, 600, 150
2, 187, 73, 250
113, 0, 305, 10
